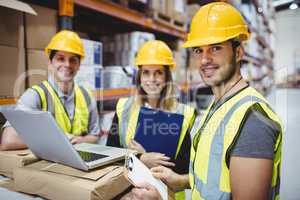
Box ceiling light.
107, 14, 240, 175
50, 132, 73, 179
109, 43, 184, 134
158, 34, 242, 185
289, 2, 298, 9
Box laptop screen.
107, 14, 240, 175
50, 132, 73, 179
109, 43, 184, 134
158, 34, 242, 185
77, 150, 108, 163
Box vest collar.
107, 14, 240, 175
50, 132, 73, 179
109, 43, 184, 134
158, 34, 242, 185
48, 76, 75, 99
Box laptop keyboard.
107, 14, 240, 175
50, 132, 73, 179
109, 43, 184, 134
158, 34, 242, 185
77, 150, 108, 163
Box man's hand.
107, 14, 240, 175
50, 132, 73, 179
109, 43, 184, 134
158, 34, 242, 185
70, 136, 84, 144
128, 140, 146, 153
131, 182, 162, 200
140, 152, 175, 169
151, 166, 189, 192
69, 135, 98, 144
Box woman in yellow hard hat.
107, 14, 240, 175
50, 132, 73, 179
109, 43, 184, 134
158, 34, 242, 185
1, 30, 100, 150
107, 40, 196, 200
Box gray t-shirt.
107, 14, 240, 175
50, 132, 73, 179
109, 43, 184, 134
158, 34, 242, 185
3, 77, 100, 136
230, 107, 280, 160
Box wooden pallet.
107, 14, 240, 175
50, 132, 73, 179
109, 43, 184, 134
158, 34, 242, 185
152, 9, 186, 32
152, 10, 172, 26
172, 11, 187, 32
111, 0, 149, 13
171, 18, 186, 32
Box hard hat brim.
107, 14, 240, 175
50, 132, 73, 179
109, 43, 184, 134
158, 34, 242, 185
135, 62, 175, 69
182, 34, 250, 48
182, 32, 250, 48
45, 47, 84, 60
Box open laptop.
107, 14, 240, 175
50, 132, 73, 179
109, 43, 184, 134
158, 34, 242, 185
2, 110, 131, 171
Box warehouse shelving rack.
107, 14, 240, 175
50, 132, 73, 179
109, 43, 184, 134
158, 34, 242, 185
0, 0, 277, 106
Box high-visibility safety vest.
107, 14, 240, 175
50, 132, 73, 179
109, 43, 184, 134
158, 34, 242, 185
32, 81, 91, 136
116, 97, 195, 200
189, 87, 283, 200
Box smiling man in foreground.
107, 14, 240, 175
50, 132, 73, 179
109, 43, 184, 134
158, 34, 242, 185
128, 2, 284, 200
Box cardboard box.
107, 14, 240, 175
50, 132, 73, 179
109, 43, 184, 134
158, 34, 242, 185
26, 49, 48, 87
166, 0, 174, 18
0, 45, 26, 97
81, 39, 103, 65
149, 0, 167, 15
0, 7, 24, 47
173, 0, 185, 13
114, 34, 123, 52
26, 4, 57, 49
0, 149, 38, 178
14, 160, 131, 200
75, 65, 102, 90
128, 32, 155, 52
0, 177, 15, 191
102, 66, 134, 89
0, 177, 42, 199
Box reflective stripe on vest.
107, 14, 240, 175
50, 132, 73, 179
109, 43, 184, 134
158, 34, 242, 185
116, 97, 135, 147
32, 81, 91, 135
116, 97, 195, 158
175, 103, 195, 157
189, 87, 283, 200
32, 84, 48, 111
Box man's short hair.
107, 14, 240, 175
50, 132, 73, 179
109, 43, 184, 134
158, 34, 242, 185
230, 38, 241, 51
49, 50, 57, 61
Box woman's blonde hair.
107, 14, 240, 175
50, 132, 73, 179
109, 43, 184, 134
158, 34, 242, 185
135, 65, 177, 111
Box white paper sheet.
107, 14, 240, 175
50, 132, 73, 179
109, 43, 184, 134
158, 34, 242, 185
125, 154, 168, 200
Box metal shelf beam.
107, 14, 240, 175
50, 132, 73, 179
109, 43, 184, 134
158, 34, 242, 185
75, 0, 186, 39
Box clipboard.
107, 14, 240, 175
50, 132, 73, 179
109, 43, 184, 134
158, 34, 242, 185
134, 107, 184, 158
125, 153, 168, 200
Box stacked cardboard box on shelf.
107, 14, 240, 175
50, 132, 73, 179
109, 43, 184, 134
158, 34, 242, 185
149, 0, 187, 30
81, 39, 103, 66
75, 65, 102, 91
153, 0, 188, 21
0, 7, 26, 98
0, 4, 58, 98
74, 39, 103, 91
102, 66, 136, 89
172, 0, 187, 26
173, 40, 188, 84
25, 4, 57, 87
149, 0, 171, 18
102, 31, 155, 67
101, 32, 154, 89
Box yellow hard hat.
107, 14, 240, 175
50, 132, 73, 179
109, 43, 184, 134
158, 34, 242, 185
135, 40, 175, 69
183, 2, 250, 48
45, 30, 84, 59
